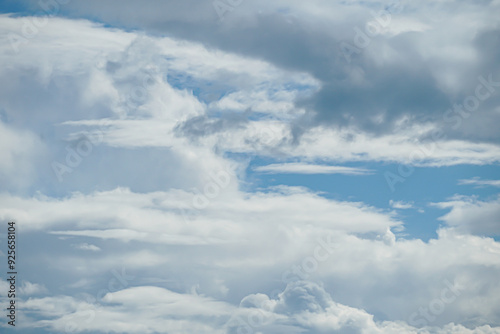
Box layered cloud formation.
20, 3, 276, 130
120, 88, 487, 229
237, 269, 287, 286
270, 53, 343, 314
0, 0, 500, 333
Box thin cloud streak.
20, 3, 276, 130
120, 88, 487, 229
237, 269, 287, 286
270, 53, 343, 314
459, 177, 500, 188
254, 163, 374, 175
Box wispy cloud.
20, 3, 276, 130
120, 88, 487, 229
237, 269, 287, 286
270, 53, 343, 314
458, 177, 500, 188
72, 243, 102, 252
389, 200, 414, 209
253, 163, 373, 175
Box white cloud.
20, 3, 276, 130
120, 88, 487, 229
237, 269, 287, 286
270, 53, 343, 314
1, 10, 500, 334
0, 185, 401, 237
0, 14, 320, 195
208, 122, 500, 167
18, 281, 500, 334
254, 163, 373, 175
434, 195, 500, 236
0, 120, 46, 192
459, 177, 500, 188
2, 188, 500, 330
1, 13, 499, 189
72, 243, 101, 252
19, 281, 48, 296
390, 200, 414, 209
23, 286, 235, 334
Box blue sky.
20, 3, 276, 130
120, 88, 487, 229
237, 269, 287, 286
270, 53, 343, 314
1, 0, 500, 333
248, 159, 500, 240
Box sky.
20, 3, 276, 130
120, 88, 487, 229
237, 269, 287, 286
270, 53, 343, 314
0, 0, 500, 333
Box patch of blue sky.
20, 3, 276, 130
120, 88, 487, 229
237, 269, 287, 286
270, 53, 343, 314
0, 0, 71, 20
282, 82, 318, 94
165, 67, 317, 106
246, 156, 500, 241
256, 81, 317, 94
0, 0, 32, 16
166, 71, 233, 105
0, 0, 127, 36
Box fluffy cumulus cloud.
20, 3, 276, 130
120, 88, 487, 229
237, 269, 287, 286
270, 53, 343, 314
0, 0, 499, 333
